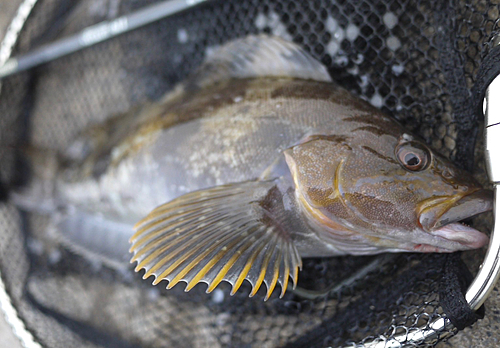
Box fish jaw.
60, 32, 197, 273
429, 223, 489, 250
418, 189, 493, 250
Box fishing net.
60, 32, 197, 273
0, 0, 498, 347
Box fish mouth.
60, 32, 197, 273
418, 189, 493, 250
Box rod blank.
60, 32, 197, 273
0, 0, 208, 79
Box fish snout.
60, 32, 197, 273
432, 189, 493, 228
420, 189, 493, 250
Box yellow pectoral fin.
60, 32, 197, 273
129, 180, 302, 300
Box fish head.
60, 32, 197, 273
285, 133, 492, 254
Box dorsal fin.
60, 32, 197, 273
190, 35, 332, 88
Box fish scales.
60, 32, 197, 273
13, 35, 493, 299
58, 78, 384, 222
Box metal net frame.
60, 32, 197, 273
0, 0, 498, 347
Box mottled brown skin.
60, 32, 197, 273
56, 76, 490, 257
65, 77, 395, 180
17, 34, 489, 302
285, 133, 483, 254
14, 35, 492, 300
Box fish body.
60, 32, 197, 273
16, 35, 492, 299
58, 78, 392, 229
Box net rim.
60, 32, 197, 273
0, 1, 498, 347
0, 1, 41, 347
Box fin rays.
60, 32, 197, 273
138, 215, 248, 277
130, 181, 302, 299
191, 34, 332, 87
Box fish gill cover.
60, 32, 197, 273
0, 0, 497, 347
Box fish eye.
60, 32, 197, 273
396, 142, 430, 171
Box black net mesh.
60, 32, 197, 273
0, 0, 498, 347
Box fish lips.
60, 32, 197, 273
419, 189, 493, 249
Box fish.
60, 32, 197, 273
13, 35, 493, 300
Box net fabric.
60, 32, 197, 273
0, 0, 498, 347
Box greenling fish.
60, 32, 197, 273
14, 35, 492, 300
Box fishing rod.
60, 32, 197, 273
0, 0, 209, 79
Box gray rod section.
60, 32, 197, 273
0, 0, 209, 79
